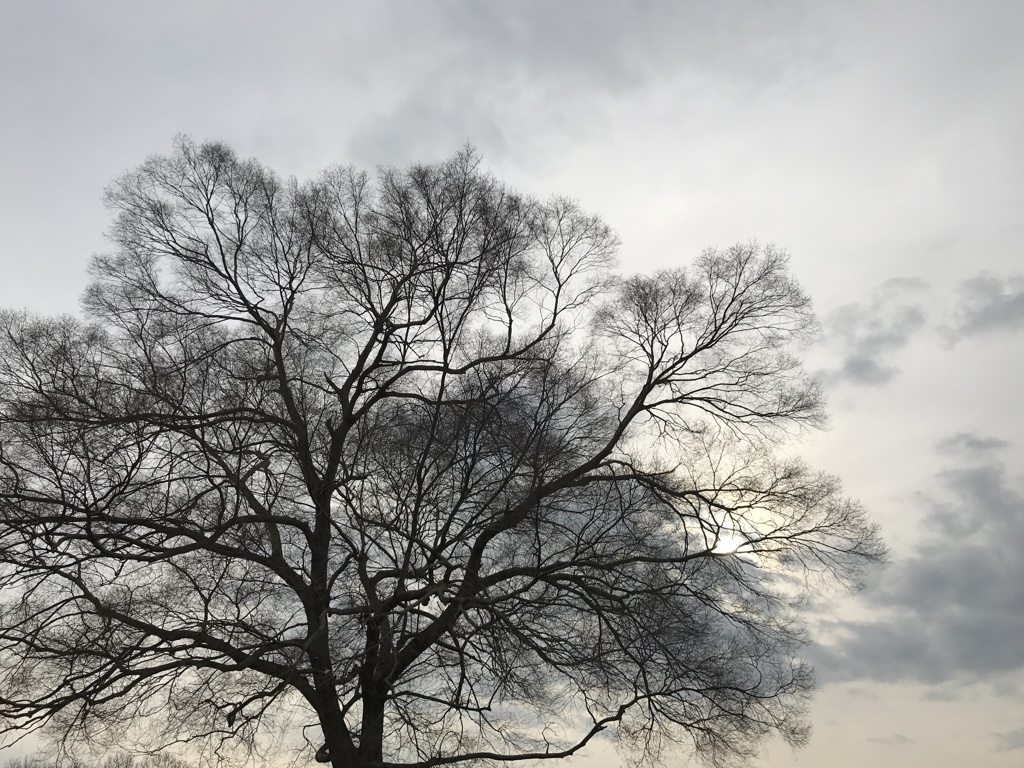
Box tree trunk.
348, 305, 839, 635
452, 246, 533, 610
359, 691, 386, 767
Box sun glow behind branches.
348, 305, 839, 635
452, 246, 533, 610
712, 533, 751, 555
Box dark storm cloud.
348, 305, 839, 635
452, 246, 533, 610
818, 278, 929, 387
945, 273, 1024, 341
813, 437, 1024, 686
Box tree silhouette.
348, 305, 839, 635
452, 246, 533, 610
0, 139, 883, 768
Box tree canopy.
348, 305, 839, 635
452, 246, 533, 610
0, 140, 883, 768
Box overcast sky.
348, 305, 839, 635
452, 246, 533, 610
2, 2, 1023, 766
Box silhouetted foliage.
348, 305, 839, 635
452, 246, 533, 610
2, 752, 190, 768
0, 139, 884, 767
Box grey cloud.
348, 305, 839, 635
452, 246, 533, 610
945, 273, 1024, 341
921, 687, 961, 702
347, 97, 510, 171
866, 734, 913, 745
819, 278, 929, 387
343, 1, 837, 166
427, 1, 830, 90
828, 354, 897, 387
819, 271, 1024, 387
994, 727, 1024, 753
812, 443, 1024, 686
936, 432, 1009, 455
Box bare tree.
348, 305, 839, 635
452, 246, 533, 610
0, 139, 883, 768
2, 752, 192, 768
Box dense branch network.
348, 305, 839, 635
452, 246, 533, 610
0, 140, 883, 768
